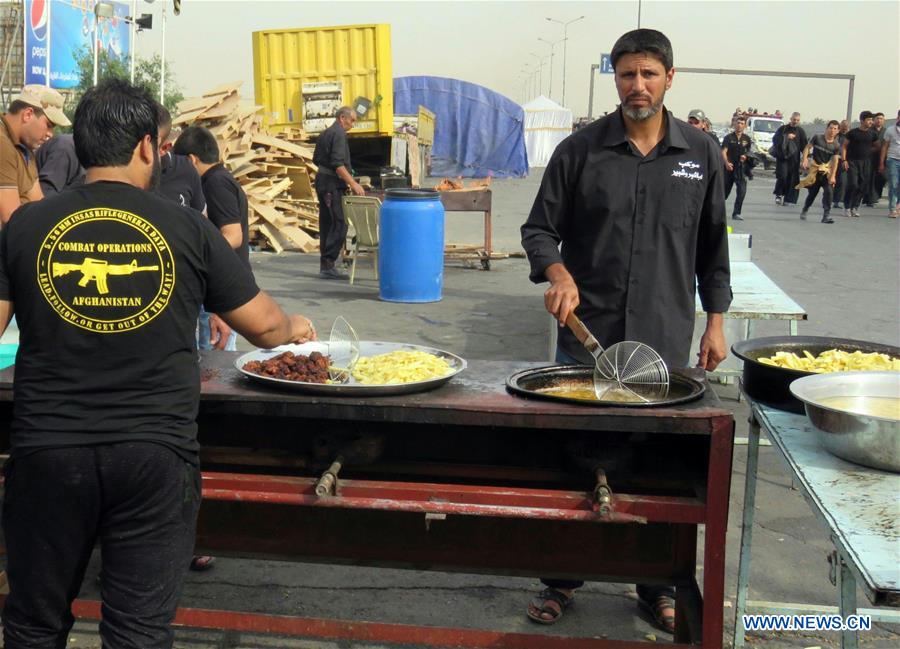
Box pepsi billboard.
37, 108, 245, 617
24, 1, 132, 89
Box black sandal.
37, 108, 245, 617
638, 593, 675, 634
526, 587, 574, 625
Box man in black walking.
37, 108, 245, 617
772, 112, 807, 205
842, 111, 877, 218
722, 115, 753, 220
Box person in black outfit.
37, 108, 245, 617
156, 104, 206, 213
833, 120, 850, 208
866, 112, 886, 205
842, 111, 877, 217
0, 79, 317, 649
722, 115, 753, 220
772, 112, 807, 205
175, 125, 252, 353
521, 29, 731, 635
36, 134, 84, 195
798, 120, 841, 223
312, 106, 365, 279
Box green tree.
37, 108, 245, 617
66, 45, 184, 123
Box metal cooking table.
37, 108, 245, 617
0, 355, 735, 648
733, 403, 900, 649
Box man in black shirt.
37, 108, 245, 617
798, 120, 841, 223
521, 28, 731, 634
36, 134, 85, 195
721, 115, 753, 220
833, 119, 850, 208
866, 111, 886, 205
312, 106, 365, 279
687, 108, 719, 146
0, 79, 316, 648
842, 110, 877, 217
156, 104, 206, 213
175, 126, 251, 352
772, 112, 807, 205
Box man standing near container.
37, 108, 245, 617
0, 79, 317, 647
313, 106, 366, 280
1, 86, 70, 224
521, 28, 731, 634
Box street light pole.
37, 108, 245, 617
537, 37, 564, 101
546, 15, 585, 107
529, 53, 548, 97
130, 0, 137, 83
160, 1, 167, 103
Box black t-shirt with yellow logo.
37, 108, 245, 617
0, 180, 260, 462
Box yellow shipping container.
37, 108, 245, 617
252, 23, 393, 135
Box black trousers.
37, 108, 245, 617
844, 159, 871, 210
316, 186, 348, 267
803, 173, 834, 215
542, 579, 675, 604
833, 164, 846, 205
2, 443, 201, 649
774, 156, 801, 204
866, 154, 885, 203
724, 169, 747, 216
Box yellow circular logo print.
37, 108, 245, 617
36, 208, 176, 333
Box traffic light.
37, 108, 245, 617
173, 0, 181, 16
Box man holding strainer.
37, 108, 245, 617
520, 28, 732, 633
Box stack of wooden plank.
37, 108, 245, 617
173, 82, 320, 253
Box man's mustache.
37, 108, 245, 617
625, 93, 653, 103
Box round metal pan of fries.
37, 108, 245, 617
732, 336, 900, 413
236, 341, 466, 396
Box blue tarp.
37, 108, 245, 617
393, 76, 528, 178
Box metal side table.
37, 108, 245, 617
733, 401, 900, 649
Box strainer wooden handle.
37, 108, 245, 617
565, 312, 603, 359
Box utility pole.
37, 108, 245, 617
537, 37, 563, 101
529, 53, 548, 97
160, 1, 167, 103
130, 0, 136, 83
546, 16, 584, 107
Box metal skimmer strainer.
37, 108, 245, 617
565, 313, 670, 402
327, 316, 360, 382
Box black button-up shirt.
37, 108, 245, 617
521, 108, 732, 367
312, 120, 351, 190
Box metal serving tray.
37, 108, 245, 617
235, 341, 466, 396
506, 365, 706, 407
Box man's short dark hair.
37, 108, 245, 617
173, 126, 219, 164
735, 116, 746, 122
156, 102, 173, 141
610, 29, 673, 72
859, 110, 874, 121
7, 100, 44, 118
73, 78, 158, 168
873, 112, 884, 118
826, 120, 840, 128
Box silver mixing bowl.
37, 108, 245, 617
790, 371, 900, 473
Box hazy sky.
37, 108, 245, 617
131, 0, 899, 124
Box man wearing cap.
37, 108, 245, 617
1, 85, 70, 224
687, 109, 719, 146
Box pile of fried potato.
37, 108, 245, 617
352, 350, 454, 385
758, 349, 900, 373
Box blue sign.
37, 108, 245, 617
24, 1, 131, 89
600, 53, 614, 74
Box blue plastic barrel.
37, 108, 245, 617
379, 188, 445, 303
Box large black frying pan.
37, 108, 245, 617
731, 336, 900, 413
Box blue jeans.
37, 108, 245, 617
887, 157, 900, 212
197, 308, 237, 352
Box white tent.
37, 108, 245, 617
523, 96, 573, 168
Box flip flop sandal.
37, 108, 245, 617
526, 587, 574, 625
638, 593, 676, 634
190, 555, 216, 571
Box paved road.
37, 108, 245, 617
45, 171, 900, 648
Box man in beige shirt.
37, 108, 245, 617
1, 85, 70, 224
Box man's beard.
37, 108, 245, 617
148, 148, 161, 190
622, 92, 665, 121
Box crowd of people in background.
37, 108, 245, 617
679, 105, 899, 222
